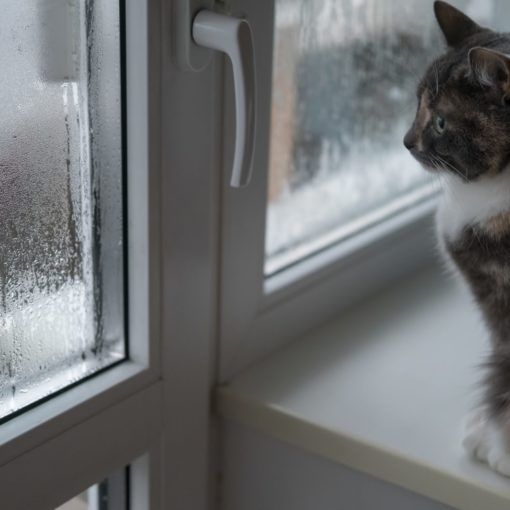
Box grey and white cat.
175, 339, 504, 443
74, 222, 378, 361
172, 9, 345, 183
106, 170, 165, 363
404, 1, 510, 477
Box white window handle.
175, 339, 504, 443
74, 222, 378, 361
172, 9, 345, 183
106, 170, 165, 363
192, 11, 256, 188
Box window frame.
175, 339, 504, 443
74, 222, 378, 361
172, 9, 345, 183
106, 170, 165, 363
0, 0, 225, 507
218, 0, 439, 381
0, 1, 165, 507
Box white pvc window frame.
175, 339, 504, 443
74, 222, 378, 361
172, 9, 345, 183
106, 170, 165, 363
218, 0, 438, 381
0, 1, 164, 507
0, 0, 222, 507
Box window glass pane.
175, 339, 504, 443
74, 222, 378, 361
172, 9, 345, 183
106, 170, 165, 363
265, 0, 506, 275
56, 491, 92, 510
0, 0, 125, 419
55, 470, 127, 510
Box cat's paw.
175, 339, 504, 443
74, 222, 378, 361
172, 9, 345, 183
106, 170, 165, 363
463, 409, 510, 477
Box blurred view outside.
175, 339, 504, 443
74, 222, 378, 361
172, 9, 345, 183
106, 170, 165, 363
56, 491, 90, 510
0, 1, 125, 419
265, 0, 504, 275
55, 474, 125, 510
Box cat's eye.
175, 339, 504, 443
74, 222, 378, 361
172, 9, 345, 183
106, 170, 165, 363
434, 115, 446, 134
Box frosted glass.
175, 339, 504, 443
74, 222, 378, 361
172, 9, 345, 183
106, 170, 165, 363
265, 0, 506, 274
0, 1, 124, 419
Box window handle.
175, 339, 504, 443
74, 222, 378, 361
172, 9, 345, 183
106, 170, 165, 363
193, 11, 256, 188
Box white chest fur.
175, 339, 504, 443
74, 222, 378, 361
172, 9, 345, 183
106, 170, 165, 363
436, 170, 510, 242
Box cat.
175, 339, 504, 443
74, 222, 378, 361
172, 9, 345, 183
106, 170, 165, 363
404, 1, 510, 477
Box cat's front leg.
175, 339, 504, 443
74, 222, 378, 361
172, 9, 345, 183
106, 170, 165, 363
463, 408, 510, 477
445, 225, 510, 476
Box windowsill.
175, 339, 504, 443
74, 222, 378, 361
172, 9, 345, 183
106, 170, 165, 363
217, 265, 510, 510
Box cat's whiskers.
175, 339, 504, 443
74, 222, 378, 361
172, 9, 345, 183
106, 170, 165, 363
434, 155, 468, 183
434, 171, 448, 195
428, 159, 450, 195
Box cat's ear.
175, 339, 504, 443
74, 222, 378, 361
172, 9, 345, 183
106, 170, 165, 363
434, 1, 484, 47
468, 47, 510, 102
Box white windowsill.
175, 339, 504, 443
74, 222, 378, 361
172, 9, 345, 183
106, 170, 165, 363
217, 265, 510, 510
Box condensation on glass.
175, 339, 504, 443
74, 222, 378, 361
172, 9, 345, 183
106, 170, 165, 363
0, 1, 125, 419
265, 0, 507, 275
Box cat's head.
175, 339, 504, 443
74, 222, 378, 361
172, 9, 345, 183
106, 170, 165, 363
404, 1, 510, 180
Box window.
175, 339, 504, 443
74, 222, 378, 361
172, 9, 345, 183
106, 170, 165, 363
0, 1, 166, 508
265, 0, 510, 275
218, 0, 510, 379
10, 1, 504, 508
266, 0, 442, 275
0, 0, 124, 420
55, 471, 127, 510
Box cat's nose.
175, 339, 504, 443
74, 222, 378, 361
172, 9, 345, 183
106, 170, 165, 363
403, 129, 417, 150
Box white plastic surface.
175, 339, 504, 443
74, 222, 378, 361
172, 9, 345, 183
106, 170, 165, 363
193, 11, 256, 187
223, 422, 454, 510
218, 267, 510, 510
173, 0, 213, 72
